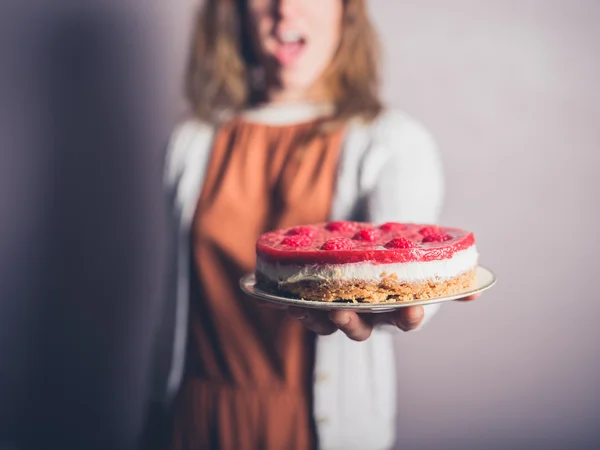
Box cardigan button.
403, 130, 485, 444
315, 372, 329, 383
315, 416, 329, 425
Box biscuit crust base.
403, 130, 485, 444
256, 268, 477, 303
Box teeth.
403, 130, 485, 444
280, 30, 302, 43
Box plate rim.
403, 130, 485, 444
239, 266, 496, 312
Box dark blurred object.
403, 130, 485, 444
0, 2, 169, 449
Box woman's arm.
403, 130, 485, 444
365, 112, 444, 226
365, 111, 445, 331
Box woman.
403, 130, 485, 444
146, 0, 476, 449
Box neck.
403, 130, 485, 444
263, 80, 330, 105
266, 88, 310, 104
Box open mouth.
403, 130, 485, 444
273, 29, 306, 66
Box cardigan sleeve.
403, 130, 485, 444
363, 110, 445, 330
156, 119, 202, 400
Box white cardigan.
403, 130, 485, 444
156, 105, 444, 450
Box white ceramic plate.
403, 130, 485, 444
239, 266, 497, 313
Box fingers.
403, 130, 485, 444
328, 310, 373, 342
391, 306, 425, 332
456, 293, 481, 302
288, 307, 337, 336
288, 308, 374, 341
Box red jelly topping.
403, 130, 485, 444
257, 222, 475, 265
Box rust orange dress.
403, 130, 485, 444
170, 118, 344, 450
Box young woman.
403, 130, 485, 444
147, 0, 477, 449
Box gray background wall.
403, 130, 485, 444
0, 1, 598, 449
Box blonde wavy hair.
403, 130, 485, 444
185, 0, 382, 126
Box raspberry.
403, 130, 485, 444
286, 226, 317, 238
422, 234, 452, 243
325, 221, 357, 233
321, 237, 355, 251
419, 226, 442, 237
379, 222, 408, 232
384, 237, 417, 249
353, 228, 379, 242
280, 235, 312, 248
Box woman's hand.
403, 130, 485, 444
287, 293, 481, 341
